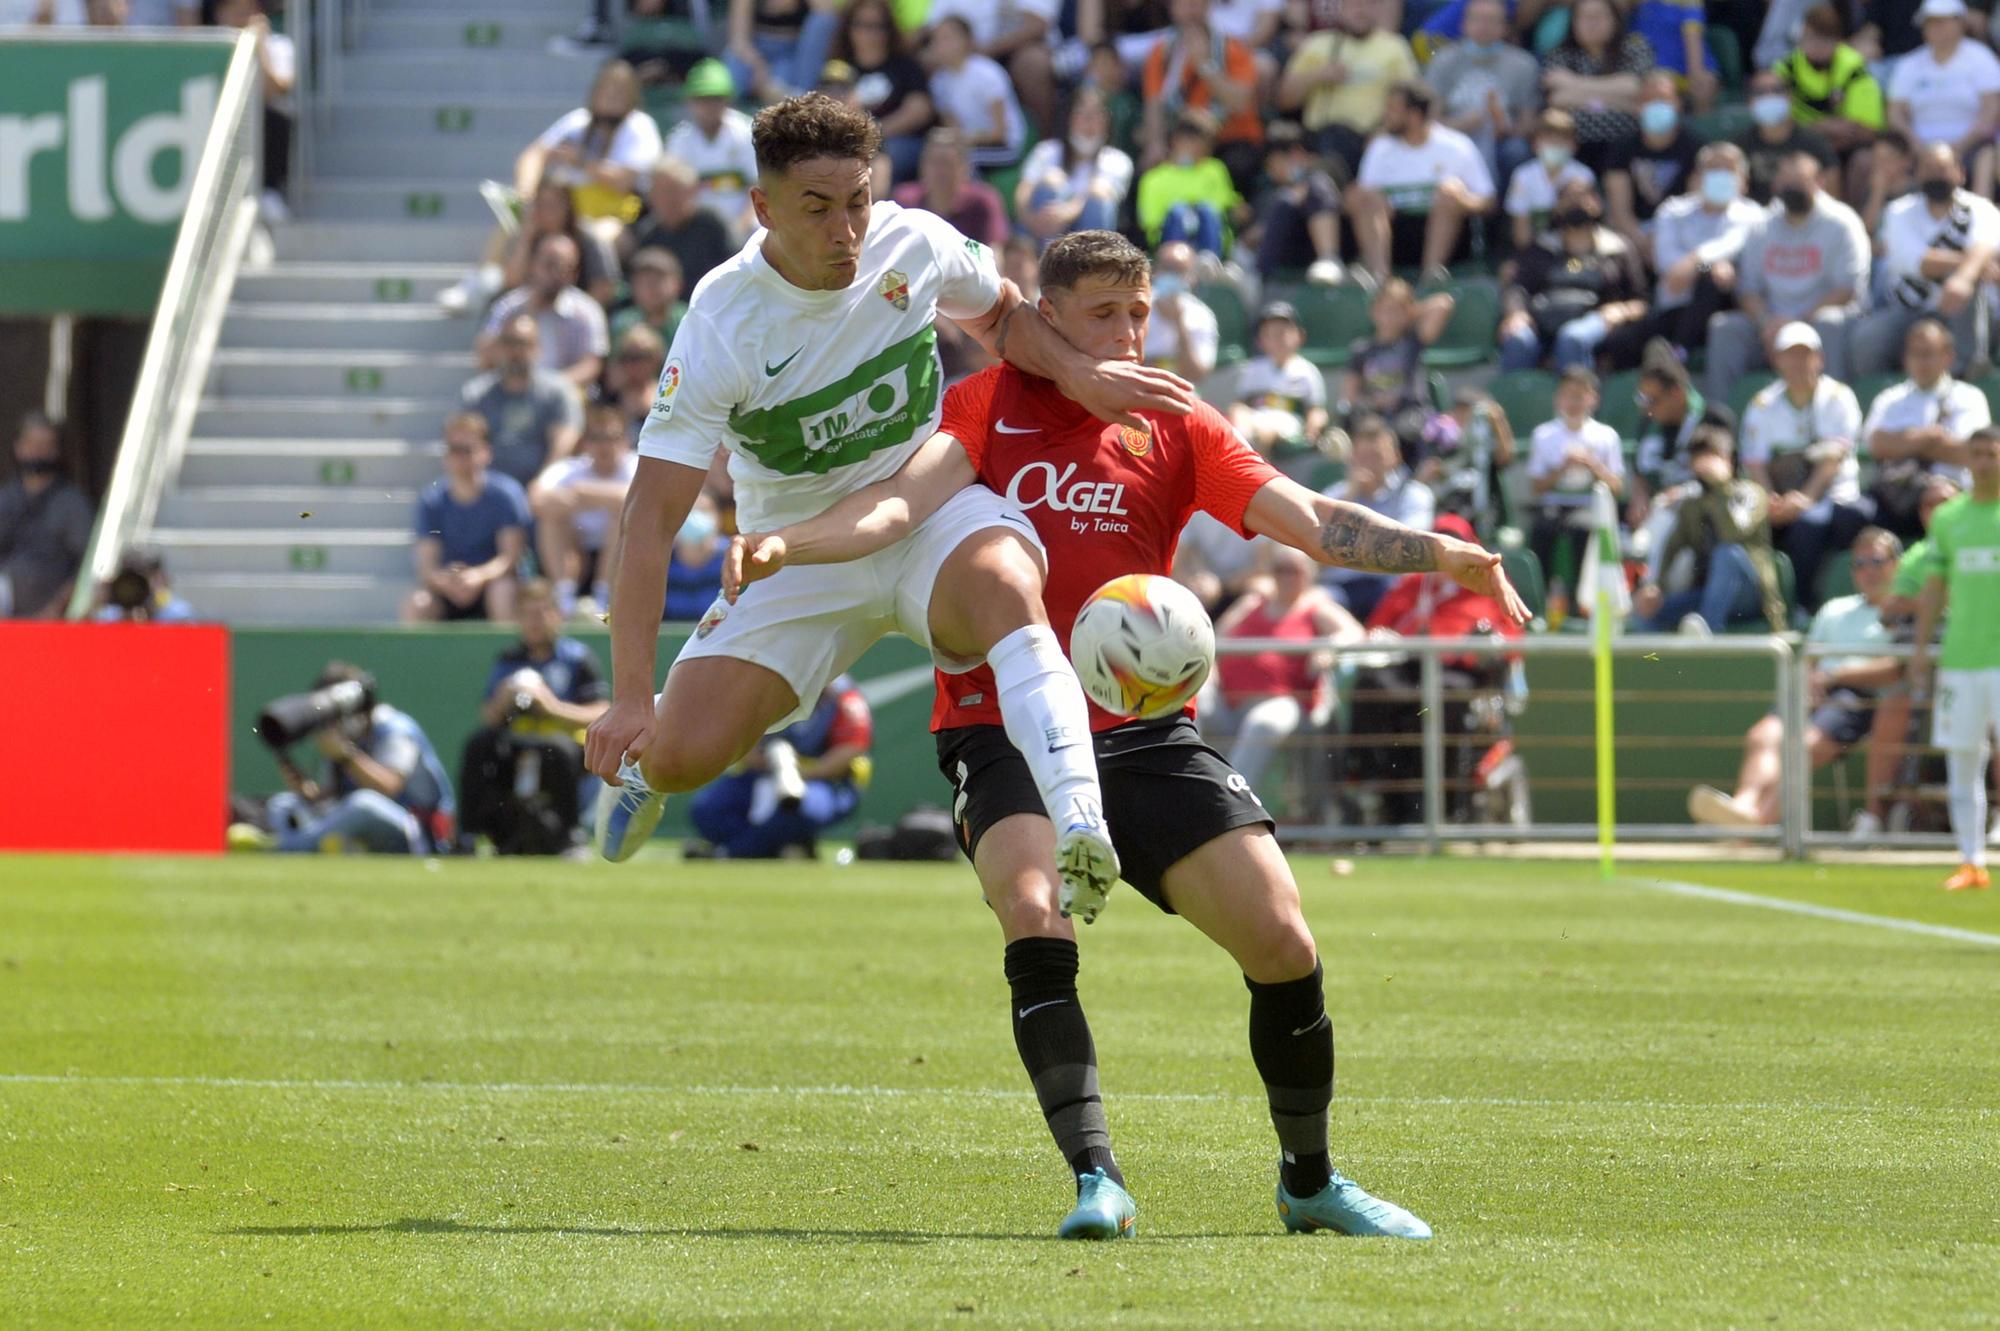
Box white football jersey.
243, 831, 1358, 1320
639, 201, 1002, 531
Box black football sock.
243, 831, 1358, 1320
1003, 936, 1124, 1190
1246, 961, 1334, 1197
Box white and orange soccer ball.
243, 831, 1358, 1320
1068, 574, 1215, 720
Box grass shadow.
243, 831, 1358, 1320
221, 1216, 1266, 1244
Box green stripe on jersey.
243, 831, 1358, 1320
727, 326, 940, 477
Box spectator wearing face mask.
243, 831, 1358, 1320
1733, 69, 1840, 206
1773, 2, 1886, 202
665, 491, 727, 622
1135, 111, 1243, 255
1015, 86, 1136, 247
0, 413, 92, 620
1242, 121, 1344, 282
1145, 241, 1221, 385
1605, 141, 1764, 370
1498, 179, 1649, 372
1603, 70, 1700, 262
1704, 150, 1871, 401
1424, 0, 1542, 185
1504, 110, 1595, 254
1850, 141, 2000, 378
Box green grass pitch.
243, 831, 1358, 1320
2, 853, 1996, 1329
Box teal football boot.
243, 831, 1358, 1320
1276, 1168, 1432, 1239
1057, 1168, 1137, 1240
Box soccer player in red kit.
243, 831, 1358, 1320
724, 231, 1527, 1242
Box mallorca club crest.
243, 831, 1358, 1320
878, 268, 910, 311
1118, 423, 1152, 458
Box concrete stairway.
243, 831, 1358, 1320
153, 0, 600, 624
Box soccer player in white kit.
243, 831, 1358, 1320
583, 95, 1194, 916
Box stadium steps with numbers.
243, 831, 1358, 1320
139, 0, 593, 624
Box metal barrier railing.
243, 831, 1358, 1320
1794, 640, 1959, 852
1206, 632, 1804, 855
65, 31, 261, 618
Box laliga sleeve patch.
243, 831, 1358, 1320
651, 359, 684, 421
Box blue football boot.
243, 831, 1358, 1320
1276, 1167, 1432, 1240
594, 759, 667, 862
1057, 1168, 1137, 1240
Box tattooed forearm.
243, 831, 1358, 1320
1318, 503, 1439, 573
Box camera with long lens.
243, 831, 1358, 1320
256, 674, 376, 748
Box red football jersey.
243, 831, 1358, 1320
930, 365, 1281, 733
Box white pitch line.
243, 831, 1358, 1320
0, 1073, 1989, 1118
1630, 877, 2000, 948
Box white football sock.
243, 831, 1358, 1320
987, 624, 1104, 831
1947, 748, 1989, 866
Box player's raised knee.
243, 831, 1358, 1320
1251, 917, 1319, 985
636, 733, 733, 795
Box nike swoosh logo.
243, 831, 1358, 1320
1017, 999, 1068, 1020
1291, 1014, 1330, 1037
765, 347, 804, 376
994, 420, 1038, 434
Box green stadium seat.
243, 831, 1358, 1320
1295, 284, 1374, 369
1687, 106, 1753, 144
1727, 371, 1778, 421
1597, 368, 1646, 444
1819, 550, 1856, 603
1420, 281, 1500, 369
1978, 372, 2000, 422
1428, 369, 1451, 412
1850, 372, 1902, 428
1489, 369, 1558, 439
1501, 545, 1546, 621
1306, 456, 1347, 491
1197, 281, 1252, 365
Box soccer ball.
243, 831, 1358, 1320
1068, 574, 1215, 720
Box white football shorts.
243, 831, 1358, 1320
1931, 668, 2000, 752
672, 485, 1045, 727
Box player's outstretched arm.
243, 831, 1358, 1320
953, 282, 1196, 429
723, 432, 978, 602
584, 456, 708, 781
1243, 475, 1532, 625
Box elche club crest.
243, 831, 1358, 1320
1118, 423, 1152, 457
878, 269, 909, 310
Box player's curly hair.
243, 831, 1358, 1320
752, 93, 883, 176
1039, 230, 1151, 293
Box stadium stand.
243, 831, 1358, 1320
153, 2, 596, 624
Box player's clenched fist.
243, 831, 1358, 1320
585, 697, 658, 783
722, 533, 789, 603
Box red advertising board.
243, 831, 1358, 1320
0, 622, 229, 853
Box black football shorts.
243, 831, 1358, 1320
936, 716, 1276, 911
